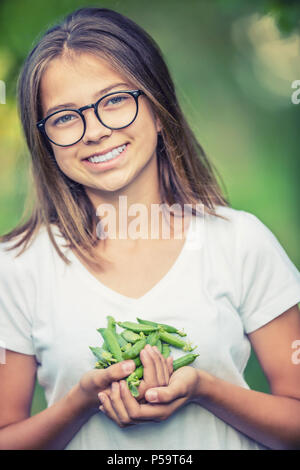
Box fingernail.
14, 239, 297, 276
146, 390, 158, 402
122, 361, 135, 374
98, 393, 105, 404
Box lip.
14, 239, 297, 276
82, 143, 129, 160
81, 143, 129, 172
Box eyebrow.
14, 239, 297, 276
45, 82, 131, 116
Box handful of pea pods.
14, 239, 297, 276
89, 315, 199, 397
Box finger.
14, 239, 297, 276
98, 391, 122, 426
140, 345, 158, 387
119, 379, 156, 423
119, 381, 187, 423
109, 382, 137, 427
143, 345, 167, 386
99, 384, 135, 428
94, 360, 136, 389
145, 379, 186, 404
167, 356, 174, 375
154, 346, 171, 385
151, 346, 169, 385
132, 396, 187, 422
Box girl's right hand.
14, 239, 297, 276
74, 360, 137, 411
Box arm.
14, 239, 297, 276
0, 350, 136, 450
193, 304, 300, 450
100, 305, 300, 450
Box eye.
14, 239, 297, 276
104, 95, 128, 107
53, 113, 78, 126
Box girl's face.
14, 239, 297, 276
39, 52, 161, 202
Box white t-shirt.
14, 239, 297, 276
0, 205, 299, 450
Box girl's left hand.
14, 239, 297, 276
98, 365, 200, 428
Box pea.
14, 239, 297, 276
126, 365, 144, 383
133, 356, 142, 367
122, 338, 147, 360
107, 315, 117, 333
162, 342, 170, 358
137, 317, 187, 337
97, 328, 123, 363
172, 353, 199, 371
126, 365, 144, 397
121, 330, 142, 343
117, 321, 159, 333
127, 383, 140, 397
89, 346, 117, 366
94, 361, 106, 369
146, 331, 160, 346
156, 339, 162, 353
121, 342, 132, 353
116, 333, 128, 349
158, 330, 195, 352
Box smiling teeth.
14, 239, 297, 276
88, 144, 127, 163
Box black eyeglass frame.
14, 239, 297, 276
36, 89, 146, 147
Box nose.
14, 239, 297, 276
81, 107, 112, 144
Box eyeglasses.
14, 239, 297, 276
36, 89, 145, 147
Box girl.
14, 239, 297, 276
0, 7, 299, 450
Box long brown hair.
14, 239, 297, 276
0, 6, 230, 269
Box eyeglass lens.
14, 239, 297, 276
44, 92, 138, 146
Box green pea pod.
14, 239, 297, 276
122, 338, 147, 360
107, 315, 117, 333
126, 365, 143, 382
121, 330, 142, 343
117, 321, 159, 334
133, 356, 142, 367
97, 328, 123, 362
158, 330, 195, 352
146, 331, 160, 346
89, 346, 117, 365
137, 317, 187, 337
128, 382, 140, 397
116, 333, 128, 349
94, 360, 106, 369
126, 365, 144, 397
172, 353, 199, 371
162, 342, 171, 358
127, 365, 144, 382
156, 339, 162, 353
121, 342, 132, 353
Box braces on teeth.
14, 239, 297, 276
87, 144, 127, 163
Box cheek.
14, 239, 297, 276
53, 150, 75, 173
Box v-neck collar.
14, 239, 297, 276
65, 214, 199, 305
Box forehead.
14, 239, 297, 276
39, 52, 131, 113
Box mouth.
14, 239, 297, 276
83, 143, 128, 164
81, 143, 129, 171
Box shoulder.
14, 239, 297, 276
0, 224, 67, 277
202, 204, 243, 250
205, 204, 277, 246
201, 204, 294, 269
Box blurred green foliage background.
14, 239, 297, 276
0, 0, 299, 416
